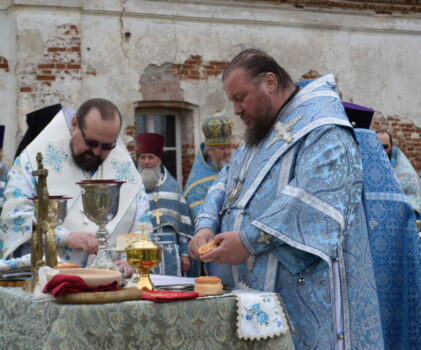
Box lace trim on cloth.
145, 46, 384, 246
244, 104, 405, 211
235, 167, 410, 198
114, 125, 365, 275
233, 286, 289, 341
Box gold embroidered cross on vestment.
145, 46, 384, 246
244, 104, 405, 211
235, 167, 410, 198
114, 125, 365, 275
152, 209, 163, 225
152, 179, 163, 225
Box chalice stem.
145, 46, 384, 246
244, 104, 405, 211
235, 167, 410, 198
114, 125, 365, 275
87, 223, 119, 270
96, 223, 108, 250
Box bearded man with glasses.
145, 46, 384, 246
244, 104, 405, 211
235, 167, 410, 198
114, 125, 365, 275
0, 98, 149, 269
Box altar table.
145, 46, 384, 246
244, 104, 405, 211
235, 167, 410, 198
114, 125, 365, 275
0, 287, 296, 350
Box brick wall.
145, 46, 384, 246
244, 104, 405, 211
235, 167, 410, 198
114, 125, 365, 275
136, 55, 228, 185
0, 56, 9, 72
168, 55, 228, 81
18, 24, 81, 110
371, 116, 421, 176
124, 124, 137, 163
180, 115, 196, 184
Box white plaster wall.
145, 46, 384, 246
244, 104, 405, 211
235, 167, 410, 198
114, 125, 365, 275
15, 8, 82, 115
0, 9, 17, 167
1, 0, 420, 161
81, 0, 421, 129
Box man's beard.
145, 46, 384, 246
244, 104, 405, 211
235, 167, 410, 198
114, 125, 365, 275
71, 142, 104, 172
140, 167, 161, 192
243, 94, 276, 146
210, 157, 230, 171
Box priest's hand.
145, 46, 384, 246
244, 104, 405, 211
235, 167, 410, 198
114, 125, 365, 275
188, 228, 214, 259
181, 255, 191, 273
66, 232, 98, 255
203, 231, 250, 265
115, 259, 133, 277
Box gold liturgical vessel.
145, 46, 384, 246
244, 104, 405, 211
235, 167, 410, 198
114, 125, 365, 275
126, 234, 162, 290
27, 153, 69, 291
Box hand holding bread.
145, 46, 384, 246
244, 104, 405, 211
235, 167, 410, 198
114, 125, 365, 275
188, 228, 215, 259
188, 230, 250, 265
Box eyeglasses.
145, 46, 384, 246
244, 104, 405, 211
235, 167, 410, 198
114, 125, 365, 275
80, 128, 116, 151
382, 144, 390, 150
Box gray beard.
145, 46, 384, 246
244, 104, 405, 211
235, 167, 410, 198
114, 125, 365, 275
210, 158, 230, 171
140, 167, 161, 192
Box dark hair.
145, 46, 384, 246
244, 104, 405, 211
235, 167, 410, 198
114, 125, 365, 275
376, 129, 393, 146
76, 98, 122, 130
222, 49, 293, 90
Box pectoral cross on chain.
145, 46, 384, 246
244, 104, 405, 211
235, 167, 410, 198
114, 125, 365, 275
266, 115, 302, 149
152, 209, 163, 225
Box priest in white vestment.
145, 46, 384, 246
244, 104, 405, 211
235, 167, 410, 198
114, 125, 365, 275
0, 98, 149, 267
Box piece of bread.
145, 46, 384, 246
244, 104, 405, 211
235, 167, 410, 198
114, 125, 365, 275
54, 263, 80, 269
194, 276, 223, 295
198, 240, 217, 262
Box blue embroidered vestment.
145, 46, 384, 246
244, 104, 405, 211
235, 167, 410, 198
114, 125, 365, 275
142, 167, 193, 276
184, 143, 219, 222
196, 75, 384, 350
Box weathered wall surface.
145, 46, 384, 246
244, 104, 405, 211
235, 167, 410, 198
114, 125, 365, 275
0, 9, 17, 163
0, 0, 420, 176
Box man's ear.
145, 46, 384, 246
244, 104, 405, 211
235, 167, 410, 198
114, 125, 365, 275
70, 116, 77, 133
263, 72, 278, 94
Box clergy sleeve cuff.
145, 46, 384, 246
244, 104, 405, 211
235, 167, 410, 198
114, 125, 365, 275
179, 241, 189, 255
54, 226, 72, 246
195, 216, 218, 235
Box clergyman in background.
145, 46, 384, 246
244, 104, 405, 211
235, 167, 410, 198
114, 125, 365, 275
136, 132, 193, 276
183, 115, 233, 222
376, 129, 421, 219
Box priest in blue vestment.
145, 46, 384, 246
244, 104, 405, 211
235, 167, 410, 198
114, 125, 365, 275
136, 133, 193, 276
189, 49, 384, 350
184, 115, 233, 222
343, 102, 421, 350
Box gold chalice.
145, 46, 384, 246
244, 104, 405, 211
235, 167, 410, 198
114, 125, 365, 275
126, 234, 162, 290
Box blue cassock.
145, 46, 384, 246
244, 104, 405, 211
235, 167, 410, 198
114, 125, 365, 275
356, 129, 421, 350
196, 74, 385, 349
142, 167, 193, 277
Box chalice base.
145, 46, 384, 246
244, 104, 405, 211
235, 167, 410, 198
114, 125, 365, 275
136, 273, 156, 291
88, 249, 119, 271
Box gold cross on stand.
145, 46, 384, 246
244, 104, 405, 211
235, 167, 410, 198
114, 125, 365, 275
152, 209, 163, 225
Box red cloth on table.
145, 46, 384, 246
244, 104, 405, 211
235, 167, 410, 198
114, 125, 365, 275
142, 290, 199, 303
43, 274, 119, 297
